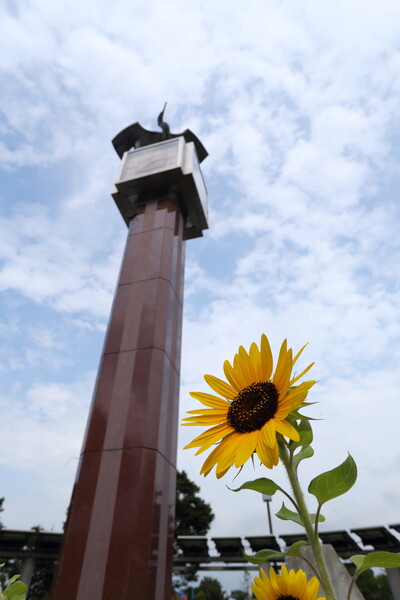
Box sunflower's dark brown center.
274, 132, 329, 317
277, 596, 299, 600
227, 381, 279, 433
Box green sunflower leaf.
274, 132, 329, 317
289, 419, 313, 450
349, 555, 365, 570
293, 445, 314, 470
243, 540, 308, 564
229, 477, 280, 496
275, 502, 325, 527
286, 410, 303, 422
349, 552, 400, 576
4, 577, 20, 587
308, 453, 357, 506
285, 540, 309, 557
243, 549, 284, 564
3, 580, 26, 600
275, 503, 303, 526
288, 410, 320, 421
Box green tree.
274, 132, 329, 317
187, 577, 228, 600
355, 569, 393, 600
174, 471, 214, 589
0, 498, 4, 529
26, 527, 55, 600
230, 592, 248, 600
175, 471, 214, 536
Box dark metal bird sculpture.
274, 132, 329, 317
112, 103, 208, 163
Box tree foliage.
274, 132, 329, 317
174, 471, 215, 588
187, 577, 228, 600
26, 528, 54, 600
230, 591, 248, 600
175, 471, 214, 536
354, 569, 393, 600
0, 498, 4, 529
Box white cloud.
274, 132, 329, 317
0, 372, 95, 529
0, 197, 124, 317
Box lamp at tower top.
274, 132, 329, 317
111, 105, 209, 239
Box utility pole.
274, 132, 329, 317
262, 494, 273, 535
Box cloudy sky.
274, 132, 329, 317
1, 0, 400, 592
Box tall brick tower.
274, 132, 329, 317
51, 109, 208, 600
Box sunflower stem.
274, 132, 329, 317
279, 443, 337, 600
279, 487, 300, 513
298, 555, 321, 581
347, 574, 357, 600
314, 503, 322, 540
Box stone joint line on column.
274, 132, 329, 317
129, 222, 177, 235
80, 445, 177, 469
102, 345, 181, 376
117, 275, 184, 309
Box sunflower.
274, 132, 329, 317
251, 565, 325, 600
183, 334, 315, 478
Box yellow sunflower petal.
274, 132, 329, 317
261, 569, 276, 594
256, 434, 278, 469
216, 433, 244, 475
200, 432, 241, 477
235, 350, 253, 387
307, 577, 322, 599
249, 341, 262, 381
261, 568, 270, 584
279, 565, 290, 594
274, 419, 300, 441
238, 345, 256, 382
251, 570, 276, 600
185, 409, 228, 416
250, 577, 265, 600
233, 352, 250, 388
200, 438, 231, 476
215, 465, 232, 479
184, 423, 234, 451
260, 334, 273, 380
290, 361, 314, 386
222, 359, 242, 392
189, 391, 231, 409
272, 339, 288, 384
284, 381, 316, 411
204, 374, 236, 400
234, 430, 260, 467
289, 568, 300, 594
250, 584, 264, 600
182, 416, 229, 426
295, 569, 307, 597
269, 565, 281, 592
292, 342, 307, 365
274, 397, 294, 419
273, 346, 293, 397
261, 421, 277, 447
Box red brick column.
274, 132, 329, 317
51, 196, 185, 600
